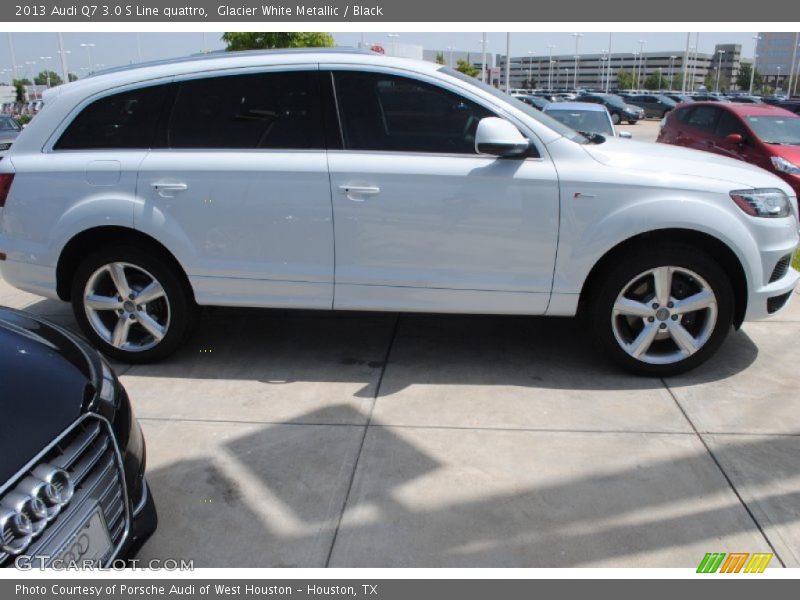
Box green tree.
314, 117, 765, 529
643, 71, 668, 90
221, 32, 334, 51
34, 70, 63, 86
615, 70, 634, 90
68, 72, 78, 82
12, 79, 28, 103
670, 72, 684, 91
435, 52, 445, 65
455, 58, 479, 78
736, 64, 762, 92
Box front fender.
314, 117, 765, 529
553, 191, 760, 296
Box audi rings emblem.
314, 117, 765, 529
0, 464, 73, 556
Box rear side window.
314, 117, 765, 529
686, 106, 719, 131
167, 71, 323, 149
55, 84, 169, 150
332, 71, 493, 154
714, 110, 746, 137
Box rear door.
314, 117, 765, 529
680, 105, 720, 152
135, 67, 335, 309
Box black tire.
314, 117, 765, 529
627, 120, 637, 125
610, 112, 621, 124
588, 243, 734, 376
71, 245, 196, 363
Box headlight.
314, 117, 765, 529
771, 156, 800, 176
730, 188, 793, 218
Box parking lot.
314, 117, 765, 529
2, 118, 799, 568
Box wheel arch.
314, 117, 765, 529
56, 226, 195, 303
577, 228, 749, 328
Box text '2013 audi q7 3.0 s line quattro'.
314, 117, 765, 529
0, 307, 156, 569
0, 49, 798, 375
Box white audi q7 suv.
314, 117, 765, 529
0, 49, 797, 375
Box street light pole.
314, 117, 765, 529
715, 50, 725, 92
750, 34, 762, 95
669, 56, 676, 90
788, 33, 799, 97
637, 40, 646, 89
57, 33, 70, 83
80, 43, 95, 73
480, 32, 487, 83
547, 45, 555, 90
571, 33, 583, 90
504, 32, 511, 93
606, 32, 613, 93
526, 51, 533, 88
632, 52, 639, 90
39, 56, 52, 87
682, 32, 691, 93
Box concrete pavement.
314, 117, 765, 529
2, 273, 799, 567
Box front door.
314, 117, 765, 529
325, 69, 560, 314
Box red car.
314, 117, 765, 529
657, 102, 800, 199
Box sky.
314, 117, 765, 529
0, 31, 763, 80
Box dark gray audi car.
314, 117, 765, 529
0, 307, 156, 568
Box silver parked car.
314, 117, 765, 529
543, 102, 632, 140
0, 116, 22, 158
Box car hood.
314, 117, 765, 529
624, 104, 643, 113
769, 143, 800, 165
0, 308, 94, 483
583, 137, 792, 191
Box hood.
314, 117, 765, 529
770, 143, 800, 166
0, 308, 95, 483
624, 104, 644, 114
583, 138, 794, 192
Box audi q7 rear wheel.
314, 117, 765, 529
71, 246, 195, 363
590, 244, 734, 376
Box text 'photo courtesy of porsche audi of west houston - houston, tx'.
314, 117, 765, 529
0, 49, 798, 375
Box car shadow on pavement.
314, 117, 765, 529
18, 298, 760, 393
135, 405, 798, 567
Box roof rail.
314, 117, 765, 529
89, 46, 369, 78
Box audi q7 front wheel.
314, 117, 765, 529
589, 244, 734, 376
71, 246, 196, 363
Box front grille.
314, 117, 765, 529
0, 143, 11, 151
767, 291, 793, 314
0, 414, 129, 568
769, 254, 792, 283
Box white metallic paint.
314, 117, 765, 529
0, 51, 797, 324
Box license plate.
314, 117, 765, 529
53, 508, 112, 566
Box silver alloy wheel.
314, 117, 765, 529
83, 262, 171, 352
611, 266, 718, 365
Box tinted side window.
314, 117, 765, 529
675, 107, 694, 123
333, 71, 494, 154
167, 71, 323, 149
686, 106, 719, 131
55, 84, 168, 150
714, 110, 745, 137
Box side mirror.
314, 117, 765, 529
618, 131, 633, 139
475, 117, 529, 157
725, 133, 744, 146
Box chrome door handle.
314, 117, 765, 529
339, 185, 380, 202
151, 182, 188, 197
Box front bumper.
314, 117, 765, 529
119, 479, 158, 562
745, 264, 799, 320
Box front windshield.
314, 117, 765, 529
440, 67, 587, 143
544, 108, 614, 136
745, 115, 800, 145
0, 117, 20, 131
656, 95, 677, 107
